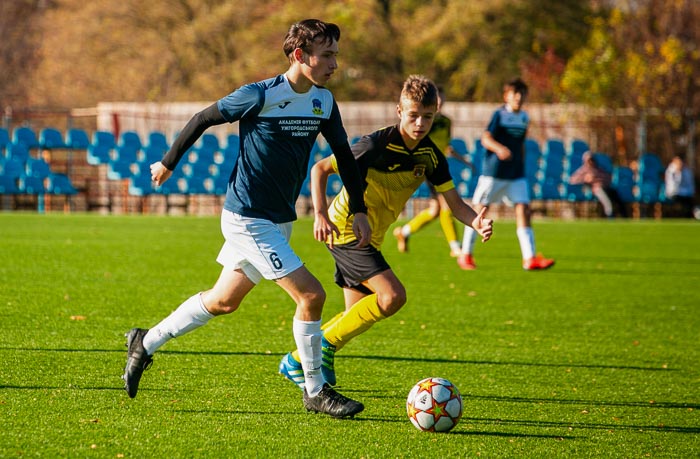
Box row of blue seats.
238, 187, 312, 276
0, 126, 667, 203
0, 156, 77, 195
431, 137, 668, 204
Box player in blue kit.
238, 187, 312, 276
457, 78, 554, 271
122, 19, 371, 419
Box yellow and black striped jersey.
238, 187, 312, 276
428, 113, 452, 154
327, 125, 454, 247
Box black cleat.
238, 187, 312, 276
303, 383, 364, 418
122, 328, 153, 398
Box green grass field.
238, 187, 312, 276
1, 213, 698, 458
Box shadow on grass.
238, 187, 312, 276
464, 416, 700, 434
0, 347, 676, 373
173, 408, 577, 439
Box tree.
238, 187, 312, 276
0, 0, 45, 110
560, 0, 700, 162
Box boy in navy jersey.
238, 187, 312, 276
122, 19, 370, 419
458, 78, 554, 271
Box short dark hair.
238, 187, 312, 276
504, 78, 528, 96
400, 75, 439, 108
283, 19, 341, 58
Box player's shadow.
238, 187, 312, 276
461, 416, 700, 434
339, 352, 675, 372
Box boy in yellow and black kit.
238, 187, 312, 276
279, 75, 493, 390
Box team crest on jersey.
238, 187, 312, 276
413, 165, 426, 178
312, 98, 324, 115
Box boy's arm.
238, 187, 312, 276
481, 131, 511, 161
310, 156, 339, 246
442, 188, 493, 242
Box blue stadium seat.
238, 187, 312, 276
569, 139, 590, 159
13, 126, 40, 150
0, 157, 23, 194
534, 176, 564, 200
592, 152, 613, 174
191, 148, 216, 165
147, 131, 169, 151
46, 173, 78, 195
638, 152, 663, 182
524, 139, 542, 188
326, 175, 343, 196
0, 157, 25, 179
66, 128, 91, 150
612, 166, 636, 203
87, 145, 111, 165
128, 172, 155, 196
212, 174, 229, 195
92, 131, 116, 149
544, 138, 566, 158
181, 160, 217, 179
25, 157, 51, 179
119, 131, 142, 150
7, 144, 30, 163
39, 127, 68, 149
112, 144, 139, 164
0, 175, 20, 194
470, 139, 485, 177
195, 133, 220, 153
634, 153, 664, 204
157, 176, 189, 195
107, 161, 138, 180
0, 127, 10, 154
449, 138, 469, 157
564, 183, 592, 202
19, 176, 46, 194
141, 145, 166, 164
107, 149, 139, 179
411, 181, 432, 198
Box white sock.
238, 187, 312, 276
142, 293, 214, 355
293, 318, 324, 397
401, 225, 411, 237
449, 240, 461, 253
461, 225, 477, 255
516, 227, 535, 260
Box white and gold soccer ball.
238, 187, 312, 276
406, 377, 463, 432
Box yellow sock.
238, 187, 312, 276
321, 311, 344, 331
323, 294, 386, 351
291, 310, 345, 362
439, 209, 458, 243
407, 208, 435, 233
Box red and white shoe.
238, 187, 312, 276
457, 253, 476, 270
523, 253, 555, 271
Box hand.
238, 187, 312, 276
471, 207, 493, 242
150, 161, 173, 186
313, 211, 340, 247
351, 212, 371, 248
496, 147, 512, 161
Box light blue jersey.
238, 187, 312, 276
217, 74, 348, 223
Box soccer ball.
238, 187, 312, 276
406, 377, 463, 432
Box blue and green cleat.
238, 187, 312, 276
279, 352, 305, 390
321, 337, 337, 386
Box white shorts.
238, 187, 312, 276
472, 176, 530, 206
216, 210, 303, 284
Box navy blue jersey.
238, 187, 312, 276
217, 74, 349, 223
481, 105, 529, 180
